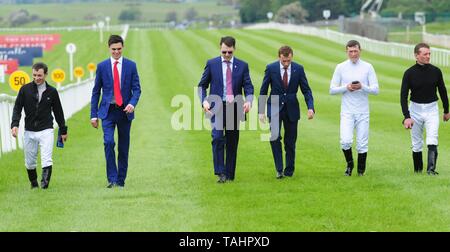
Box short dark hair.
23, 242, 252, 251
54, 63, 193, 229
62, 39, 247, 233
414, 43, 430, 54
108, 35, 124, 47
278, 46, 293, 57
220, 36, 236, 48
32, 62, 48, 74
346, 40, 361, 50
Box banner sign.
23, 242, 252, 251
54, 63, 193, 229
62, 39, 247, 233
0, 59, 19, 74
0, 34, 61, 51
0, 47, 43, 66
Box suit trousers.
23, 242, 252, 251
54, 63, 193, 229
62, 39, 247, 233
102, 104, 132, 186
211, 102, 240, 179
269, 106, 298, 176
410, 101, 439, 152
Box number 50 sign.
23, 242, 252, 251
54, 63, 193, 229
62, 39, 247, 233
9, 70, 31, 92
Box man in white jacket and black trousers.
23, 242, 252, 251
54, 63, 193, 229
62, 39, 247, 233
330, 40, 379, 176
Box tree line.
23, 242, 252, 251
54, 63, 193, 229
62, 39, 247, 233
239, 0, 450, 23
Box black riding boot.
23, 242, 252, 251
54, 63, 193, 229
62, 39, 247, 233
27, 169, 39, 189
427, 145, 438, 175
357, 152, 367, 176
41, 166, 52, 189
412, 151, 423, 173
342, 148, 354, 176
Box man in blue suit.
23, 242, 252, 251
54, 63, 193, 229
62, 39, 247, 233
90, 35, 141, 188
198, 36, 254, 183
258, 46, 315, 179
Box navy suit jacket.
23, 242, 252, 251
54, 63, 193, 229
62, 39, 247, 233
91, 57, 141, 121
198, 56, 254, 121
259, 61, 314, 122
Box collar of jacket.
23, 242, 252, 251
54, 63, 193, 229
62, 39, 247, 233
32, 81, 50, 88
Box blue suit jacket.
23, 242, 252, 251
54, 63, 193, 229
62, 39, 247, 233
197, 56, 254, 121
258, 61, 314, 122
91, 57, 141, 121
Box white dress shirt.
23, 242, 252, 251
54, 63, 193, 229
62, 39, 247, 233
221, 56, 234, 101
330, 59, 379, 114
279, 62, 291, 84
110, 56, 123, 88
110, 56, 123, 105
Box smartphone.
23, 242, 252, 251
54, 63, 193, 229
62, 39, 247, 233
56, 135, 64, 148
56, 128, 64, 148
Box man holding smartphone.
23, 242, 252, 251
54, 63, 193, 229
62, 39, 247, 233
330, 40, 379, 176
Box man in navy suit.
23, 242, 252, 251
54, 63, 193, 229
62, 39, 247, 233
258, 46, 315, 179
198, 36, 254, 183
90, 35, 141, 188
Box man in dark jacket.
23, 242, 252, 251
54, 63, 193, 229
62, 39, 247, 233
401, 43, 450, 175
11, 62, 67, 189
259, 46, 315, 179
197, 36, 254, 183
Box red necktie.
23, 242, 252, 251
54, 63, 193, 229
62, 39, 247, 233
225, 61, 233, 103
283, 67, 288, 90
113, 61, 123, 106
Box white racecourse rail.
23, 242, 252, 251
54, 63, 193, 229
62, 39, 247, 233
245, 23, 450, 67
0, 25, 129, 157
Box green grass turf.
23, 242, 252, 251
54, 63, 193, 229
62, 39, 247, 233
1, 28, 450, 231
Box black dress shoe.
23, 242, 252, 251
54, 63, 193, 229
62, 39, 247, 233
217, 174, 226, 183
276, 171, 284, 179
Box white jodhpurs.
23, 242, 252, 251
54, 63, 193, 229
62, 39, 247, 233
340, 113, 370, 153
24, 129, 54, 170
409, 101, 439, 152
